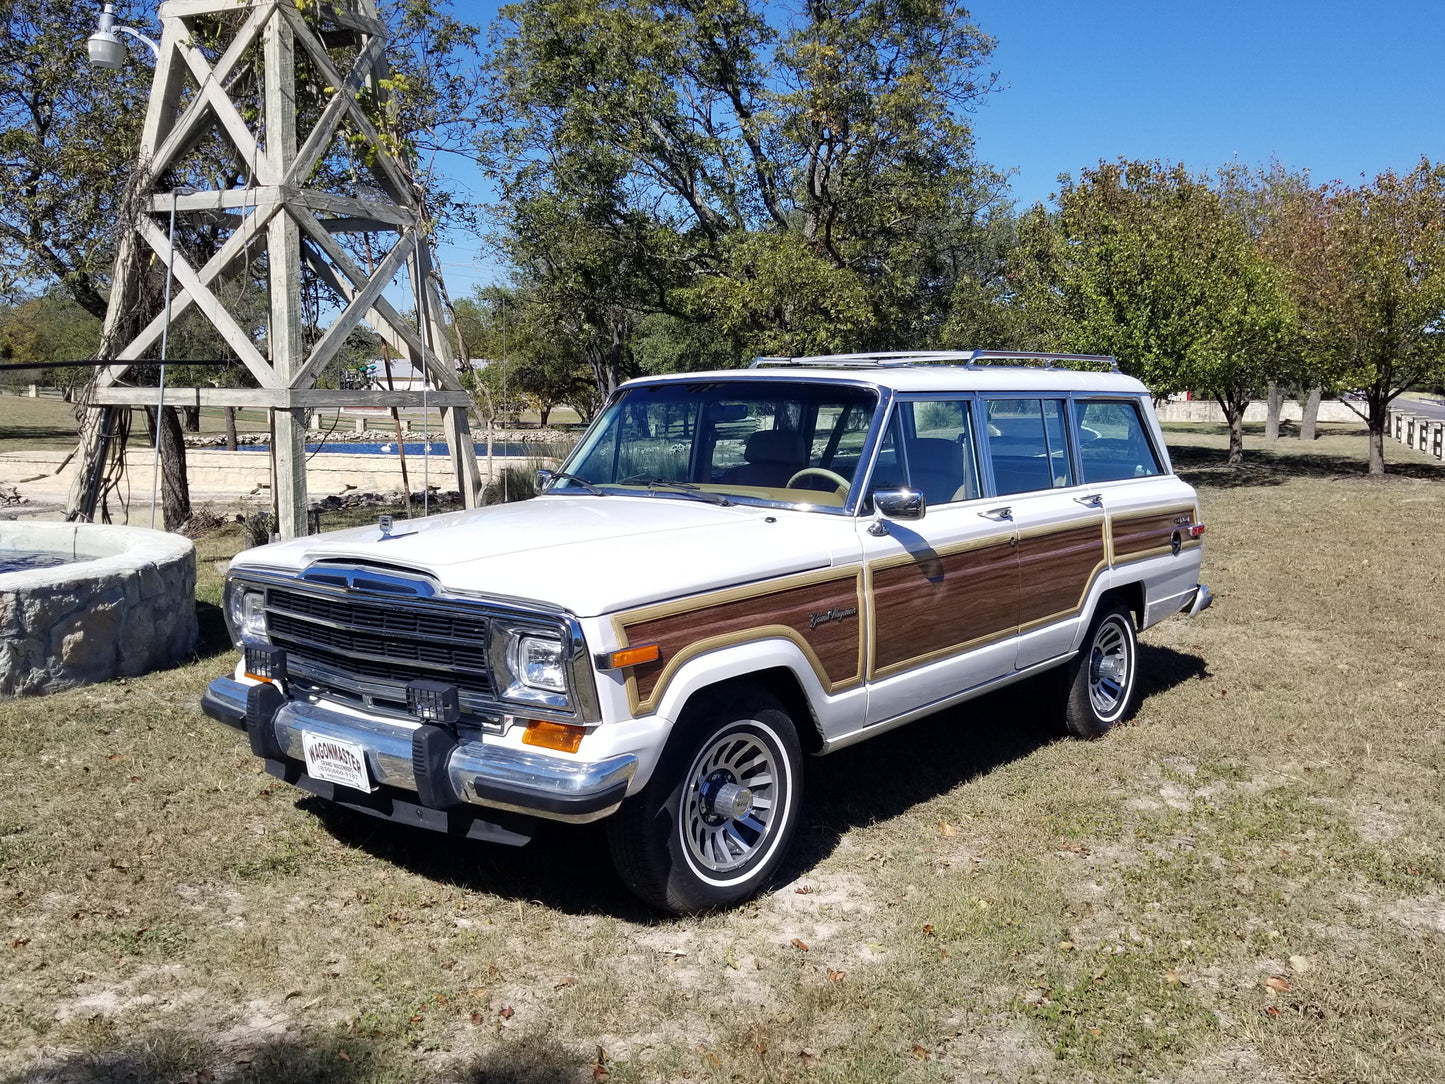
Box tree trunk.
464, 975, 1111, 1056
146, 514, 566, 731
1367, 396, 1388, 475
183, 405, 200, 432
539, 404, 552, 429
146, 406, 192, 529
1264, 382, 1285, 440
1217, 393, 1246, 465
224, 407, 237, 451
1299, 386, 1322, 441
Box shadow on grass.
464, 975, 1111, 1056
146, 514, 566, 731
193, 600, 232, 659
300, 644, 1208, 919
1170, 442, 1445, 489
1, 1025, 586, 1084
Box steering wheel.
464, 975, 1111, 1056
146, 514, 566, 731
786, 467, 851, 496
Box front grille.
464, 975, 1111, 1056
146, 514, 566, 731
265, 585, 494, 710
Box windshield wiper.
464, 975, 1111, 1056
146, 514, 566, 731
629, 477, 731, 506
544, 471, 604, 495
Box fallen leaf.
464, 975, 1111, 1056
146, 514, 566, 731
791, 938, 809, 952
1058, 940, 1075, 952
1087, 1027, 1103, 1037
910, 1043, 931, 1060
593, 1067, 608, 1081
1288, 955, 1310, 974
596, 1046, 608, 1064
939, 820, 958, 837
939, 948, 950, 959
9, 938, 29, 949
470, 1012, 484, 1026
1164, 969, 1182, 985
554, 976, 575, 989
1265, 976, 1290, 993
826, 968, 846, 983
499, 1006, 515, 1020
922, 924, 936, 937
795, 885, 813, 895
800, 1046, 820, 1067
335, 1050, 351, 1062
1264, 1005, 1282, 1018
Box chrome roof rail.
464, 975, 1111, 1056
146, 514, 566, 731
751, 350, 1119, 372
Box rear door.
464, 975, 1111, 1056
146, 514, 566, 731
858, 396, 1021, 725
976, 397, 1109, 670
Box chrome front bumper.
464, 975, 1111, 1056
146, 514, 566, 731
202, 677, 636, 824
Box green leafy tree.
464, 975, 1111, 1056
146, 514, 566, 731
1260, 158, 1445, 474
479, 0, 1008, 393
1011, 160, 1296, 464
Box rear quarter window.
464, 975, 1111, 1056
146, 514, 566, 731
1073, 399, 1163, 483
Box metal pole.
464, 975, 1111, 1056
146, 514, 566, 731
150, 188, 178, 529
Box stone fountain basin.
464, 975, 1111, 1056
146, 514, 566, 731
0, 521, 197, 697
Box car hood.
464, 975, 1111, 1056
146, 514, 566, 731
233, 495, 861, 617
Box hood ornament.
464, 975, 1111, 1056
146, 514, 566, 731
378, 514, 393, 538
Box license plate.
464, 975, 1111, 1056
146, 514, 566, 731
301, 732, 374, 793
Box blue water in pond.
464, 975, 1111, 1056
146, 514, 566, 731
237, 442, 541, 457
0, 549, 74, 574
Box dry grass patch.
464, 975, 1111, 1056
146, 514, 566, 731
2, 423, 1444, 1082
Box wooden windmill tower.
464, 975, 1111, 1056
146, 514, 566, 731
70, 0, 482, 538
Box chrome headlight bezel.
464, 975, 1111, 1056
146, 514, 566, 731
223, 576, 269, 648
489, 620, 572, 710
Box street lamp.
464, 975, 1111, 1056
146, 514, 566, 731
87, 3, 160, 69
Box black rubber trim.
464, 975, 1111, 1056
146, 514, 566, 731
470, 775, 630, 818
201, 688, 247, 730
264, 759, 535, 847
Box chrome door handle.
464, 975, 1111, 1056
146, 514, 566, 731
980, 505, 1013, 521
1074, 493, 1103, 508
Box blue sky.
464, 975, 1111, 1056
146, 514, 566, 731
434, 0, 1445, 297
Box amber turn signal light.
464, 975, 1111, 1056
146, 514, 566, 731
521, 720, 586, 754
595, 643, 661, 670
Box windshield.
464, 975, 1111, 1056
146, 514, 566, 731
557, 379, 879, 510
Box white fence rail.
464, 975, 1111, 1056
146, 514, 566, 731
1388, 405, 1445, 462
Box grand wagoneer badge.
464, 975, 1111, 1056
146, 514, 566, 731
809, 605, 859, 630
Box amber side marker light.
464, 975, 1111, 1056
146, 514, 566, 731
596, 643, 661, 670
522, 720, 586, 754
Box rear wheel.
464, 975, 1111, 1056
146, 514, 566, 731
608, 688, 802, 914
1063, 602, 1138, 737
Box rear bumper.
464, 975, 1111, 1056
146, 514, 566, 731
1185, 583, 1213, 617
202, 676, 636, 824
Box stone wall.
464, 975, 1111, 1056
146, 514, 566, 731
0, 522, 197, 697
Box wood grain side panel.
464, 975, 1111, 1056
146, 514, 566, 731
622, 574, 863, 707
1111, 507, 1197, 563
871, 539, 1018, 675
1018, 523, 1107, 627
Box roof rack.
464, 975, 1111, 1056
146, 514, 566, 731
751, 350, 1119, 372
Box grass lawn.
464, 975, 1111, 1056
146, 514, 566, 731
1, 425, 1443, 1083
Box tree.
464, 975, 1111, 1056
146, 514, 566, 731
1261, 159, 1445, 474
1011, 160, 1296, 464
478, 0, 1008, 395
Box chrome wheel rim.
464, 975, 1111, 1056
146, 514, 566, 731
1088, 615, 1134, 721
681, 725, 785, 878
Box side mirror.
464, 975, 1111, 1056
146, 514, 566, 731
874, 488, 925, 519
534, 469, 555, 491
868, 488, 925, 536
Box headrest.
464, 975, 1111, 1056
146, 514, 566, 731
744, 429, 807, 465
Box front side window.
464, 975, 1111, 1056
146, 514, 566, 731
1073, 399, 1162, 482
985, 398, 1074, 495
562, 380, 878, 509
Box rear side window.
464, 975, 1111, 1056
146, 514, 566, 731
1073, 400, 1163, 482
985, 399, 1073, 495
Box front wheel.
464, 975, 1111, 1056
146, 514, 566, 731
608, 689, 803, 913
1063, 602, 1138, 738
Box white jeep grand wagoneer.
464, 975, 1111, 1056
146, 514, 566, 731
205, 351, 1211, 912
